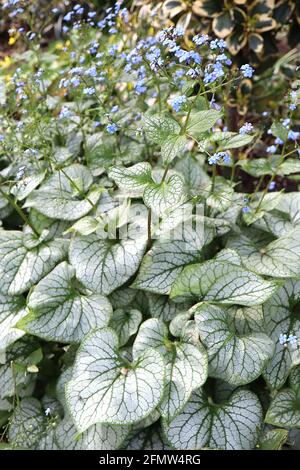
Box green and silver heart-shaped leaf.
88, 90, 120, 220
265, 366, 300, 429
20, 262, 112, 343
161, 135, 187, 165
143, 174, 185, 216
110, 308, 142, 346
253, 193, 300, 237
8, 398, 47, 449
142, 114, 181, 144
263, 280, 300, 390
227, 228, 300, 278
132, 239, 200, 295
69, 233, 146, 295
55, 415, 129, 450
170, 259, 277, 306
0, 294, 26, 358
66, 327, 165, 432
194, 303, 274, 386
25, 164, 101, 221
163, 388, 263, 450
108, 162, 153, 193
133, 318, 208, 422
0, 230, 68, 296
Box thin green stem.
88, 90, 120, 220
0, 187, 39, 236
161, 165, 169, 183
59, 168, 99, 211
147, 208, 152, 250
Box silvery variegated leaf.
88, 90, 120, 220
0, 360, 31, 400
257, 428, 288, 450
0, 188, 13, 219
66, 327, 165, 432
175, 155, 210, 196
133, 319, 208, 422
10, 171, 46, 201
55, 415, 130, 450
143, 175, 185, 216
28, 209, 69, 242
132, 239, 200, 295
69, 233, 147, 295
227, 228, 300, 278
20, 262, 112, 343
170, 259, 277, 306
169, 311, 194, 338
265, 389, 300, 429
214, 248, 242, 265
0, 294, 26, 359
110, 308, 142, 346
163, 388, 263, 450
142, 114, 181, 144
108, 162, 153, 193
263, 280, 300, 390
0, 337, 41, 399
253, 193, 300, 237
161, 135, 187, 165
56, 367, 73, 409
206, 177, 235, 212
0, 230, 68, 296
146, 293, 184, 322
8, 398, 47, 449
24, 164, 101, 221
290, 366, 300, 396
194, 303, 274, 386
155, 203, 214, 249
227, 305, 265, 334
126, 423, 170, 450
109, 287, 138, 309
36, 429, 59, 451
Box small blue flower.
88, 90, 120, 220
134, 80, 147, 95
83, 87, 95, 95
106, 123, 118, 134
242, 206, 250, 213
193, 34, 209, 46
269, 181, 276, 190
288, 334, 298, 347
170, 95, 187, 112
85, 66, 97, 78
240, 64, 254, 78
279, 333, 287, 345
58, 106, 72, 119
282, 118, 290, 127
266, 145, 277, 154
289, 90, 298, 110
63, 12, 73, 22
208, 151, 231, 165
0, 135, 4, 142
288, 130, 300, 141
239, 122, 253, 135
111, 105, 119, 113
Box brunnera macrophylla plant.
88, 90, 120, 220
0, 0, 300, 451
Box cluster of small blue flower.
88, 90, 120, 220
279, 333, 298, 348
208, 151, 231, 165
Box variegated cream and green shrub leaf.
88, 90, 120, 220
0, 0, 299, 452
